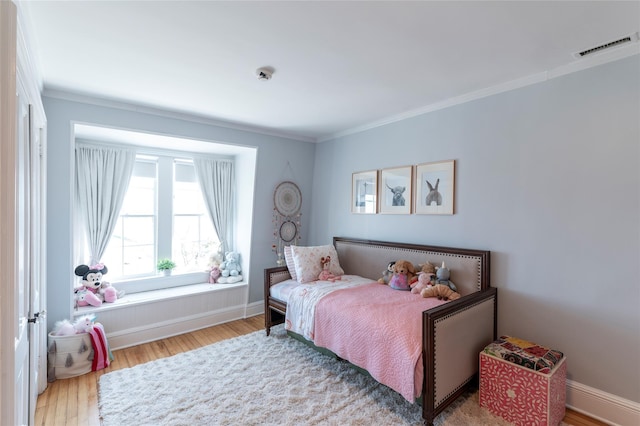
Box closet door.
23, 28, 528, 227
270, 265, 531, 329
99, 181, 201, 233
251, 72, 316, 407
26, 107, 48, 426
14, 69, 32, 426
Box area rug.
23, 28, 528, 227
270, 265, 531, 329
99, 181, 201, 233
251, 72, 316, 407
99, 326, 515, 425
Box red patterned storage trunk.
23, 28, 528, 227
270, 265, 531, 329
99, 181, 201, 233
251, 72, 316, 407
479, 336, 566, 426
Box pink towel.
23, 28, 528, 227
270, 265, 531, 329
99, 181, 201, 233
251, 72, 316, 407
88, 322, 110, 371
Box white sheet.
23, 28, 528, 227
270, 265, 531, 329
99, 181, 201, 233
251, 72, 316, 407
269, 278, 301, 303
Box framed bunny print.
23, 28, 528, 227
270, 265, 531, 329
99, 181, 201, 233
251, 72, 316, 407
414, 160, 455, 215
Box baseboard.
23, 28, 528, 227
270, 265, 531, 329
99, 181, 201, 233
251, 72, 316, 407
106, 302, 265, 350
567, 380, 640, 426
107, 306, 248, 350
245, 301, 264, 317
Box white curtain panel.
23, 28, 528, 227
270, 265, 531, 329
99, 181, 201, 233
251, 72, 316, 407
193, 158, 235, 254
75, 144, 136, 265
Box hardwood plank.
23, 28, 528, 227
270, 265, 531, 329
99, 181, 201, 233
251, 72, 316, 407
175, 331, 201, 352
65, 375, 79, 426
40, 379, 59, 426
52, 378, 69, 426
86, 368, 101, 426
34, 382, 49, 426
75, 373, 89, 426
35, 315, 602, 426
190, 327, 217, 347
563, 409, 609, 426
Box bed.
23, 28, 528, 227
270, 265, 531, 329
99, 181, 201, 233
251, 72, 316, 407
264, 237, 497, 425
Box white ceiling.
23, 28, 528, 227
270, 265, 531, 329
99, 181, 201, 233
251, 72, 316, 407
20, 1, 640, 142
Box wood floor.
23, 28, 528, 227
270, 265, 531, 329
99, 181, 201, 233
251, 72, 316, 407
35, 314, 606, 426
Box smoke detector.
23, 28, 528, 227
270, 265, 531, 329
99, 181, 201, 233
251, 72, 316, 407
256, 67, 274, 81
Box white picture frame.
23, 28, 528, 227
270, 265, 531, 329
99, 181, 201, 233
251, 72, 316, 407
379, 166, 412, 214
351, 170, 378, 214
414, 160, 455, 215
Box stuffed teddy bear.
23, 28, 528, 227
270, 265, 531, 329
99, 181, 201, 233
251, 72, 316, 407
377, 261, 396, 284
208, 249, 224, 269
218, 251, 243, 283
209, 266, 221, 284
410, 261, 436, 294
74, 263, 124, 306
318, 256, 341, 282
420, 283, 461, 301
435, 261, 458, 292
220, 251, 241, 277
388, 259, 415, 291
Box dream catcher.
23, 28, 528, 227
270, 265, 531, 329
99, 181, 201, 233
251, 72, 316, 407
272, 180, 302, 265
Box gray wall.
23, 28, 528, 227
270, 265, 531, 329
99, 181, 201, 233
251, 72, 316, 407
309, 56, 639, 402
44, 97, 316, 328
44, 55, 639, 403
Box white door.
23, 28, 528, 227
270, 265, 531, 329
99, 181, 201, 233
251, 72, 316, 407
27, 105, 48, 424
2, 3, 47, 423
15, 73, 32, 426
1, 3, 45, 424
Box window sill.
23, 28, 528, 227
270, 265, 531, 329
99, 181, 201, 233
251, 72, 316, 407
73, 281, 247, 317
111, 271, 211, 294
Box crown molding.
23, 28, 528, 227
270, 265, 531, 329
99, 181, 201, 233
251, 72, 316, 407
41, 88, 316, 144
40, 39, 639, 145
319, 43, 640, 143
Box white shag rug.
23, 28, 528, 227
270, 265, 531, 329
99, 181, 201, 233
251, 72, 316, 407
99, 326, 516, 426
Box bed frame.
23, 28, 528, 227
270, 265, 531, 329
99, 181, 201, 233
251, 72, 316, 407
264, 237, 497, 425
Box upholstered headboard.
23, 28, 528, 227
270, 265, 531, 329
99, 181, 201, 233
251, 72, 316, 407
334, 237, 490, 296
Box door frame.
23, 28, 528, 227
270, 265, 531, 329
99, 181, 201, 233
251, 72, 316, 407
1, 3, 48, 424
0, 1, 20, 425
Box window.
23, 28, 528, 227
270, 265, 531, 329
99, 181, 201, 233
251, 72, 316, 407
172, 160, 217, 270
101, 154, 219, 284
103, 158, 157, 278
73, 123, 256, 298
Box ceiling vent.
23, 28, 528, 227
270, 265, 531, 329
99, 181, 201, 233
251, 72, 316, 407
573, 32, 639, 58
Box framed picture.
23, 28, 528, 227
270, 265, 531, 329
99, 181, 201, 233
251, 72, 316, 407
414, 160, 455, 215
351, 170, 378, 214
379, 166, 412, 214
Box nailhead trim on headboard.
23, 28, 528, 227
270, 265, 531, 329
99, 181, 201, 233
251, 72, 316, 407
334, 238, 489, 296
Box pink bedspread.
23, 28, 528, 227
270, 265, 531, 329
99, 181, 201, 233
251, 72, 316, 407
312, 282, 448, 402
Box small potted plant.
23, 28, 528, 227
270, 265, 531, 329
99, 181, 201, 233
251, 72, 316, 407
157, 258, 176, 276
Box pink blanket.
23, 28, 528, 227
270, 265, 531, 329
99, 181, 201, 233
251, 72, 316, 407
312, 282, 448, 401
88, 322, 110, 371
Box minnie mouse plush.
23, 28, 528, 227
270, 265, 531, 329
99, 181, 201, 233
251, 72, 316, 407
74, 263, 124, 306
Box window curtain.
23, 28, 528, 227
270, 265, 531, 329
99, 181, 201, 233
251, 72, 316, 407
193, 158, 234, 254
75, 144, 136, 265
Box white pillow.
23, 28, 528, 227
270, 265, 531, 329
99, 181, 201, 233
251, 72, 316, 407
291, 245, 344, 283
283, 245, 297, 281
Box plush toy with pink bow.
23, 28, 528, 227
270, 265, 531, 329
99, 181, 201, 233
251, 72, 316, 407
318, 256, 341, 282
74, 263, 124, 307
